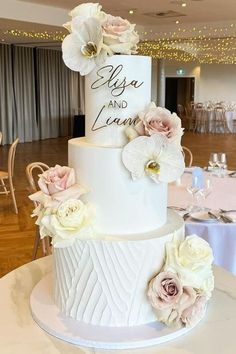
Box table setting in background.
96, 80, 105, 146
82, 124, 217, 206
192, 101, 236, 133
168, 152, 236, 275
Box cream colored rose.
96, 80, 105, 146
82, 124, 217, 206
164, 235, 214, 296
147, 271, 183, 310
200, 273, 214, 298
40, 199, 94, 247
69, 3, 102, 19
178, 235, 213, 270
63, 3, 105, 35
57, 199, 87, 228
102, 14, 139, 54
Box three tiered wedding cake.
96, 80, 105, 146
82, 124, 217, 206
30, 2, 214, 343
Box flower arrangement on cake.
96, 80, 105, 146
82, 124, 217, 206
122, 104, 185, 183
62, 2, 139, 75
148, 235, 214, 327
29, 165, 94, 248
62, 3, 185, 184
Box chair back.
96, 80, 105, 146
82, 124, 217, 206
195, 102, 203, 109
182, 146, 193, 167
26, 162, 51, 259
8, 138, 19, 180
26, 162, 50, 193
177, 104, 185, 118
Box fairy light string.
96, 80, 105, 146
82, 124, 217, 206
1, 22, 236, 64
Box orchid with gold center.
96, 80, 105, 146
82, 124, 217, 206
122, 134, 185, 183
62, 17, 108, 75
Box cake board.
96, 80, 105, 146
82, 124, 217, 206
30, 273, 201, 350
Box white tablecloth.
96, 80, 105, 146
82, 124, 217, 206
194, 109, 236, 132
168, 172, 236, 275
225, 110, 236, 132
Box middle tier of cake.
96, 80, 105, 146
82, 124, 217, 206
68, 138, 167, 235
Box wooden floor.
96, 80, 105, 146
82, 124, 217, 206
0, 133, 236, 277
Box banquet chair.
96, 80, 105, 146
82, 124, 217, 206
195, 102, 203, 109
194, 108, 209, 133
177, 104, 189, 130
212, 108, 230, 134
177, 104, 185, 118
26, 162, 51, 260
0, 138, 19, 214
185, 105, 196, 131
232, 119, 236, 133
182, 146, 193, 167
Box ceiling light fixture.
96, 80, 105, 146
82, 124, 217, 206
129, 9, 135, 14
182, 2, 187, 7
176, 20, 180, 24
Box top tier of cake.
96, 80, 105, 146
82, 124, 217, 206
85, 55, 151, 147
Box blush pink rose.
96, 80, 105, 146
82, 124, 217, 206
152, 285, 197, 328
136, 104, 184, 145
38, 165, 76, 195
181, 294, 207, 327
147, 271, 183, 310
103, 15, 131, 36
102, 14, 139, 54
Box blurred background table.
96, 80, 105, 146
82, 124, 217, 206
168, 172, 236, 274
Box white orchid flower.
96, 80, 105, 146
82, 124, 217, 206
122, 134, 185, 183
62, 17, 108, 75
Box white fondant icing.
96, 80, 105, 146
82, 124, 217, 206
54, 211, 184, 327
85, 55, 151, 147
68, 137, 167, 235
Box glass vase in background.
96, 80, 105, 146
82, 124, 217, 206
217, 153, 227, 177
186, 167, 204, 212
208, 152, 219, 175
199, 173, 213, 203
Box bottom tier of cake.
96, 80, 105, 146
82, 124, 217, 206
54, 211, 184, 327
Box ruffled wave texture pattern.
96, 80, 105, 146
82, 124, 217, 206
54, 237, 172, 327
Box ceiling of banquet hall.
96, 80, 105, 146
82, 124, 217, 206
18, 0, 236, 25
1, 0, 236, 63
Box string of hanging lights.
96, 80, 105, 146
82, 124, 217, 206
1, 22, 236, 64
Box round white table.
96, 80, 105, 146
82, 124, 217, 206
0, 256, 236, 353
168, 172, 236, 275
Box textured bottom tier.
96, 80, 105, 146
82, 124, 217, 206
31, 273, 200, 350
54, 211, 184, 327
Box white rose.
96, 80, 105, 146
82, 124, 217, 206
63, 3, 105, 34
69, 3, 102, 19
163, 235, 214, 296
178, 235, 213, 269
57, 199, 87, 228
102, 14, 139, 54
200, 272, 214, 298
40, 199, 94, 247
